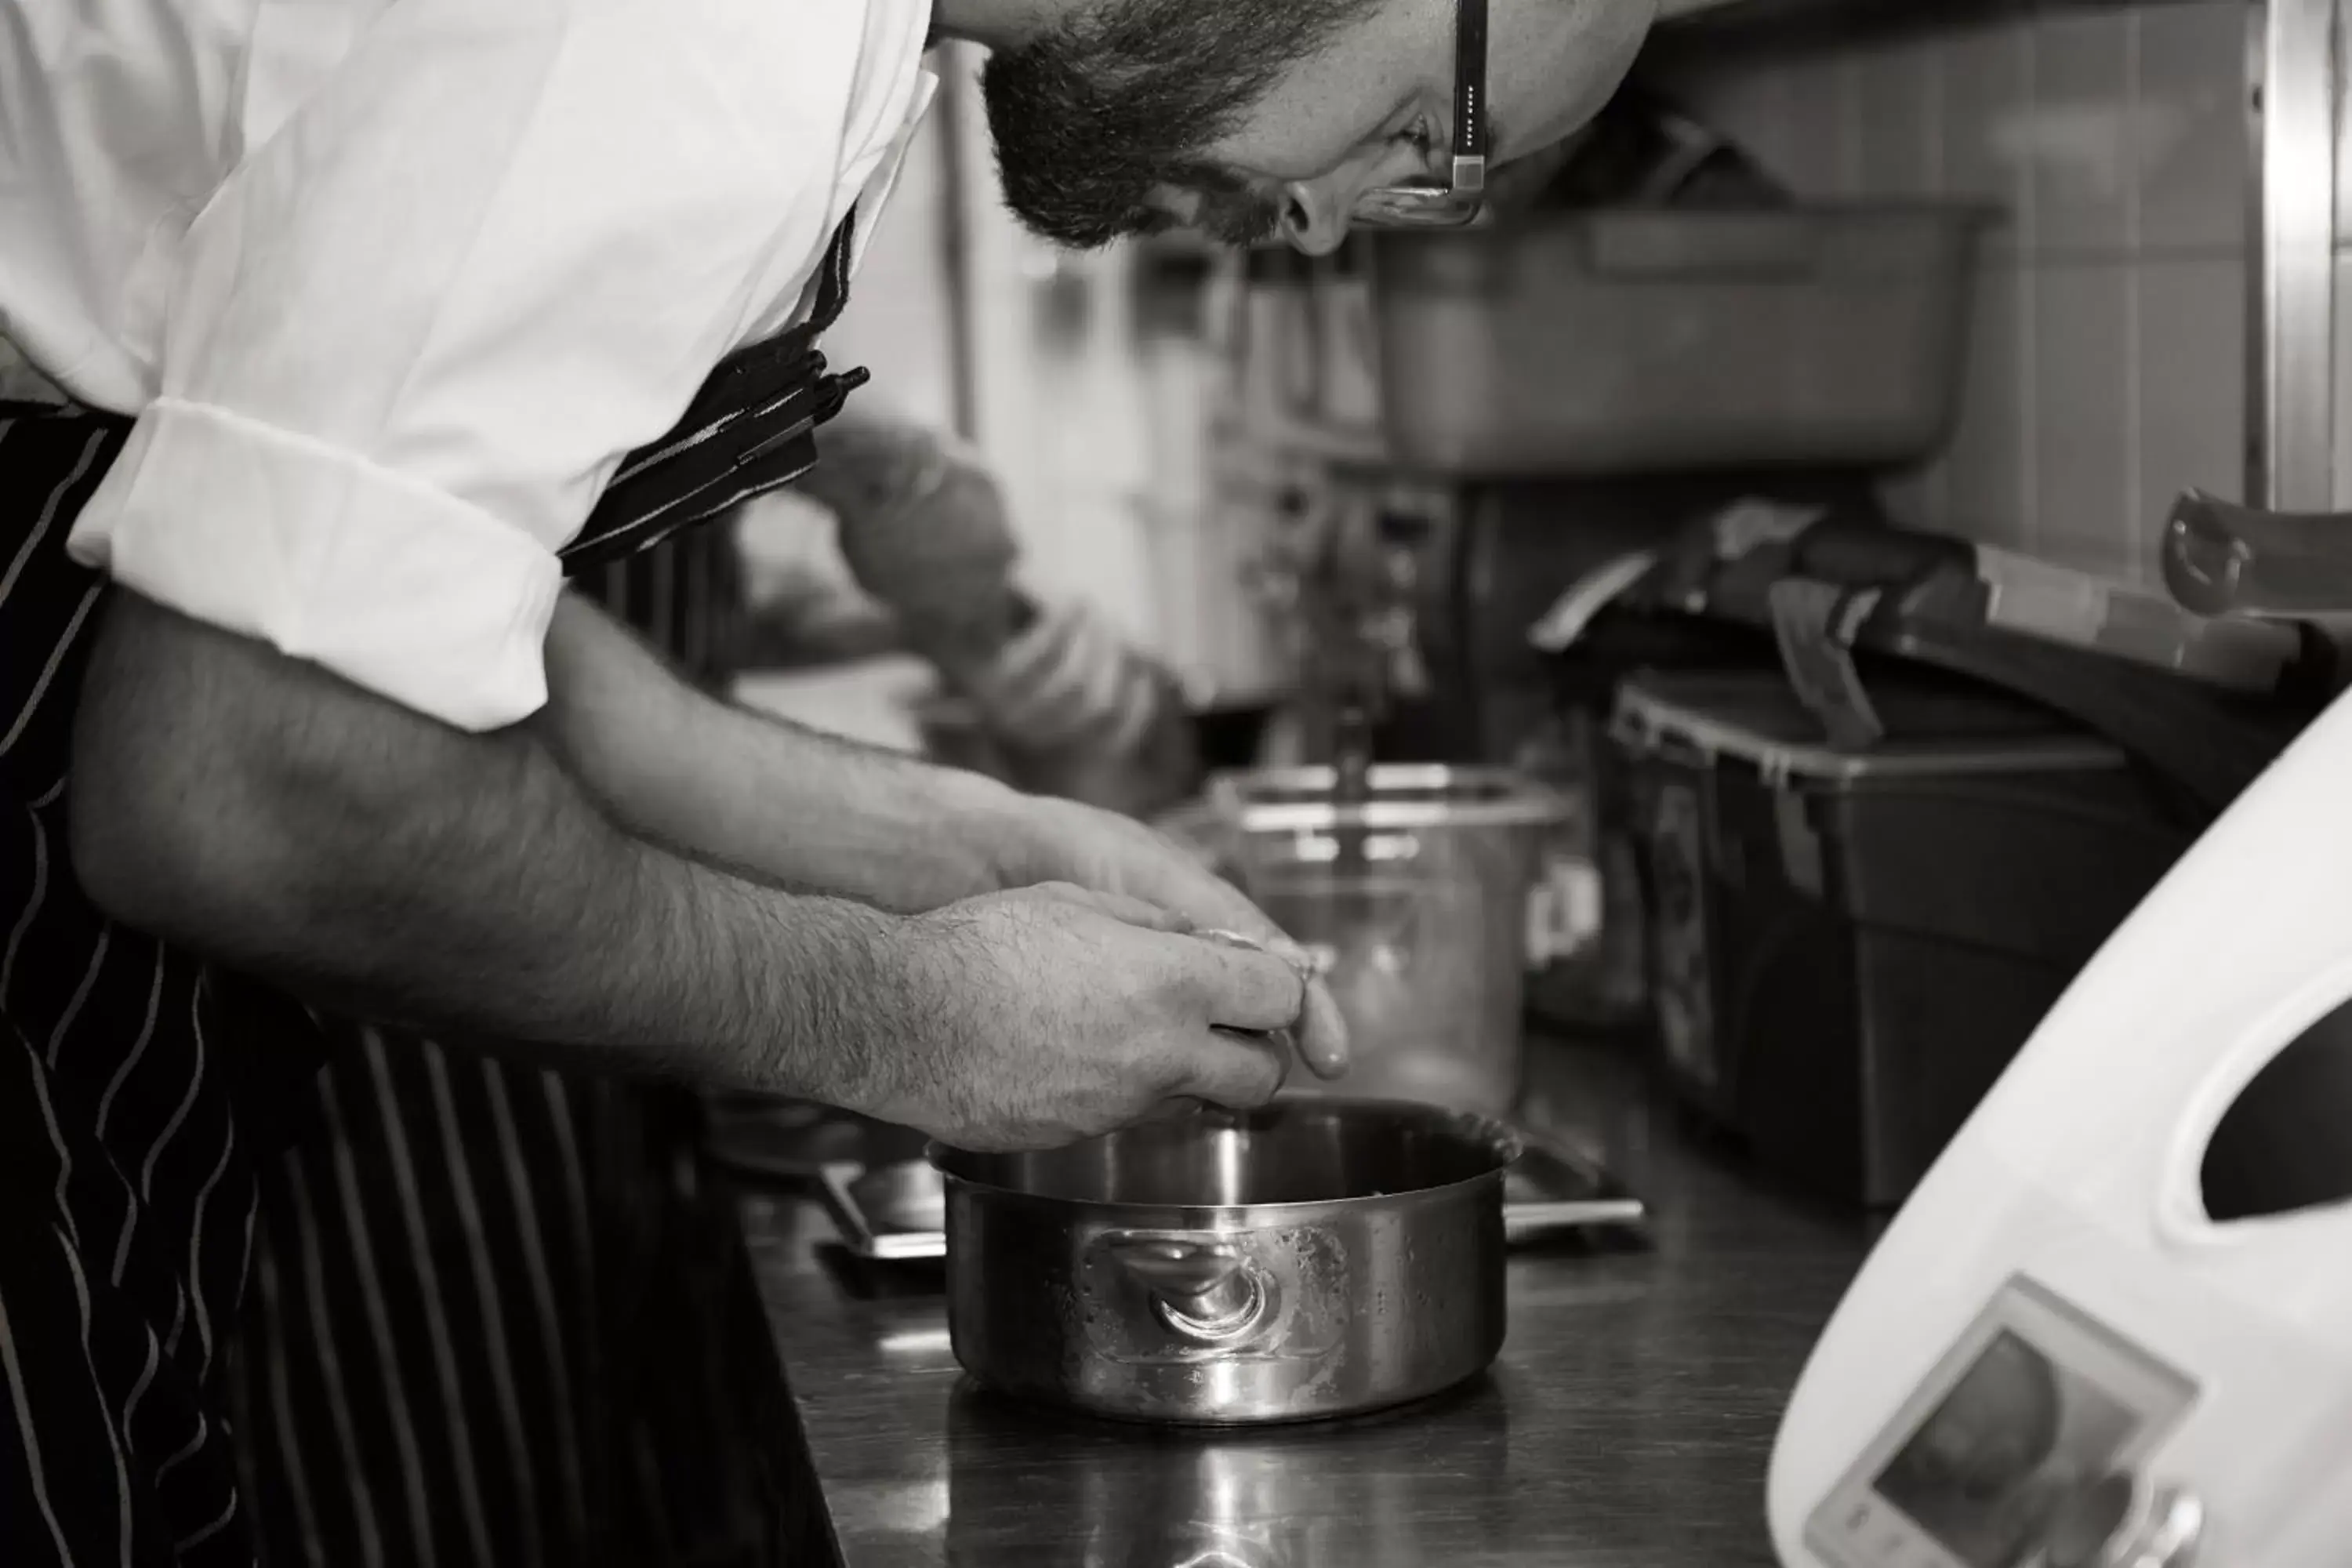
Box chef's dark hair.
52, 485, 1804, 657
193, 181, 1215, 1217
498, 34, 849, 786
981, 0, 1374, 249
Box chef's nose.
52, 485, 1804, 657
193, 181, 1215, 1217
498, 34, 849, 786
1279, 181, 1351, 257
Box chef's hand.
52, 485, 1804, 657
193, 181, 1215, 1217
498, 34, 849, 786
960, 600, 1163, 758
866, 884, 1305, 1150
993, 795, 1349, 1081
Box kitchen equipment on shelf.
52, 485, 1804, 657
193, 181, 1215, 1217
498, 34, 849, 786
1365, 205, 1993, 476
1258, 470, 1878, 1031
1615, 668, 2198, 1210
932, 1098, 1519, 1425
1450, 474, 1880, 1029
1319, 470, 1877, 767
1606, 498, 2326, 813
1972, 539, 2307, 695
1769, 670, 2352, 1568
2163, 488, 2352, 621
1200, 765, 1575, 1118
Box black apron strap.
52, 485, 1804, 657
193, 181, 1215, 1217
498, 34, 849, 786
560, 211, 869, 578
5, 216, 868, 597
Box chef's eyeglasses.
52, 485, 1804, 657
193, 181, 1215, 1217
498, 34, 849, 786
1351, 0, 1490, 230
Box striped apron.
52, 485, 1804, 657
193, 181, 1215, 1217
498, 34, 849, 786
0, 216, 862, 1567
229, 543, 778, 1568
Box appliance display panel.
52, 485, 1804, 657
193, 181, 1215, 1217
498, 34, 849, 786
1806, 1276, 2197, 1568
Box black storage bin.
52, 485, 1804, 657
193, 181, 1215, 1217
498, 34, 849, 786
1614, 670, 2197, 1210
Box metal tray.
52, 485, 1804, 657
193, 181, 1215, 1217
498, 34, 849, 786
815, 1161, 949, 1262
1501, 1128, 1649, 1244
814, 1127, 1646, 1264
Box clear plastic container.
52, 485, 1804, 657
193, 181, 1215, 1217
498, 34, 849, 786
1202, 766, 1573, 1117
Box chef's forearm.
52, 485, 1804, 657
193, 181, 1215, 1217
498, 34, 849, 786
67, 591, 919, 1099
537, 592, 1026, 913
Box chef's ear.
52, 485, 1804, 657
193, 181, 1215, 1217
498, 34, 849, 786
1278, 180, 1352, 256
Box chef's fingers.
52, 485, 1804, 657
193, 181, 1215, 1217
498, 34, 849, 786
1169, 936, 1309, 1036
1022, 881, 1196, 935
1293, 977, 1352, 1080
1196, 927, 1347, 1081
1176, 1030, 1289, 1111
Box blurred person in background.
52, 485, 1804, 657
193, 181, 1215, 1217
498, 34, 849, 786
735, 405, 1205, 822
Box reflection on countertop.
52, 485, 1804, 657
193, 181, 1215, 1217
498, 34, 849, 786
731, 1036, 1875, 1568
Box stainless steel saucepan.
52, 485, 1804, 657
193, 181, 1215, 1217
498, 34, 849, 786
931, 1098, 1520, 1425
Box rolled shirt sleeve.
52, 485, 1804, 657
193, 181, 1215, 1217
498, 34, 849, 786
68, 0, 868, 731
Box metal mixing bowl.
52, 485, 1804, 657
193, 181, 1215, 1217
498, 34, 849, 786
932, 1098, 1520, 1425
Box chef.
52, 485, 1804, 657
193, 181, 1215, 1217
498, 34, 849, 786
0, 2, 1654, 1565
230, 409, 1204, 1568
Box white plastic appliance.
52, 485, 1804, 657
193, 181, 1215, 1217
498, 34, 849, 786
1769, 681, 2352, 1568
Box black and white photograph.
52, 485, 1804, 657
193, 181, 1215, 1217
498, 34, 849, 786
2, 0, 2333, 1563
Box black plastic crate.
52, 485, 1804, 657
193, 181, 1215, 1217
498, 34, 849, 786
1616, 669, 2196, 1208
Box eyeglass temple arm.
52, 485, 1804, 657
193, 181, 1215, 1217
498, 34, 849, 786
1454, 0, 1489, 190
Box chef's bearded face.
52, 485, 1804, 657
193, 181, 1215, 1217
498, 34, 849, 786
981, 0, 1658, 254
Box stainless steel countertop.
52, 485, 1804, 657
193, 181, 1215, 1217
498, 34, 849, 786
735, 1037, 1875, 1566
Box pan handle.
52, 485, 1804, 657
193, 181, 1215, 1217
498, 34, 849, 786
2163, 490, 2352, 617
1098, 1232, 1271, 1344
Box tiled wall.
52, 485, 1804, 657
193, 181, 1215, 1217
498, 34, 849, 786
786, 49, 1172, 651
1661, 2, 2251, 587
935, 45, 1201, 657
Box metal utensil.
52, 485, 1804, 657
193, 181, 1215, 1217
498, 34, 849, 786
815, 1160, 949, 1262
2163, 488, 2352, 617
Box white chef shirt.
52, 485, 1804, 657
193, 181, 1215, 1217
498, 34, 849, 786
1, 0, 938, 731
